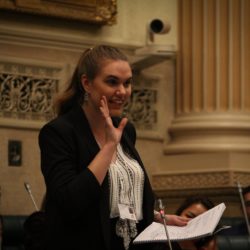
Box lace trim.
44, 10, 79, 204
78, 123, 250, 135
116, 219, 137, 250
108, 143, 144, 249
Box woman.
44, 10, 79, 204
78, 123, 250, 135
39, 45, 188, 250
175, 196, 217, 250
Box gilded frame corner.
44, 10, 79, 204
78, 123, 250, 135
0, 0, 117, 25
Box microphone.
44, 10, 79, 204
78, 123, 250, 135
24, 182, 39, 211
236, 182, 250, 235
158, 199, 173, 250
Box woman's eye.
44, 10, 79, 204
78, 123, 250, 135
106, 78, 118, 85
105, 77, 133, 87
124, 79, 133, 87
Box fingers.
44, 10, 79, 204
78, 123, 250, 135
118, 117, 128, 131
99, 96, 110, 119
165, 215, 189, 226
175, 217, 189, 226
180, 216, 190, 222
99, 95, 128, 133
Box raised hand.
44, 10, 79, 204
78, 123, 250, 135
99, 95, 128, 146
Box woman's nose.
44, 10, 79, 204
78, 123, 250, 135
116, 84, 126, 95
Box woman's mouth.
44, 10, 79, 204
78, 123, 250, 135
109, 99, 125, 108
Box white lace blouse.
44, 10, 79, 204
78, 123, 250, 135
108, 143, 144, 221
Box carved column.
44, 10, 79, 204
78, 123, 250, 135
165, 0, 250, 153
152, 0, 250, 210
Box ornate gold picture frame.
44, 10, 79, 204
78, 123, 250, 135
0, 0, 117, 25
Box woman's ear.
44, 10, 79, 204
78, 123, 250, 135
81, 74, 91, 93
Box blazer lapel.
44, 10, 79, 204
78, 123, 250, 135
69, 105, 99, 161
69, 105, 111, 250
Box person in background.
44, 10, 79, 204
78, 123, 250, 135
0, 215, 2, 250
38, 45, 188, 250
233, 185, 250, 235
23, 195, 46, 250
175, 196, 217, 250
23, 211, 46, 250
243, 186, 250, 222
220, 185, 250, 236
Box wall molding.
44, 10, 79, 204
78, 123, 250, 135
0, 24, 139, 53
152, 170, 250, 192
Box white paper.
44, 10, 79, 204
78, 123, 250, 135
134, 203, 226, 243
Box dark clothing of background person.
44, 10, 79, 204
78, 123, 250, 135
23, 211, 46, 250
39, 104, 156, 250
219, 221, 248, 236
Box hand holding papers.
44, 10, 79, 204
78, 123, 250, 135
134, 203, 226, 244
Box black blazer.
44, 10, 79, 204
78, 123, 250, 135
39, 104, 155, 250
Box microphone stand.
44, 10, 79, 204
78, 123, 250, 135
237, 182, 250, 236
24, 182, 39, 211
158, 199, 173, 250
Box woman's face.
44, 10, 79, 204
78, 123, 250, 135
83, 59, 132, 117
180, 203, 208, 219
